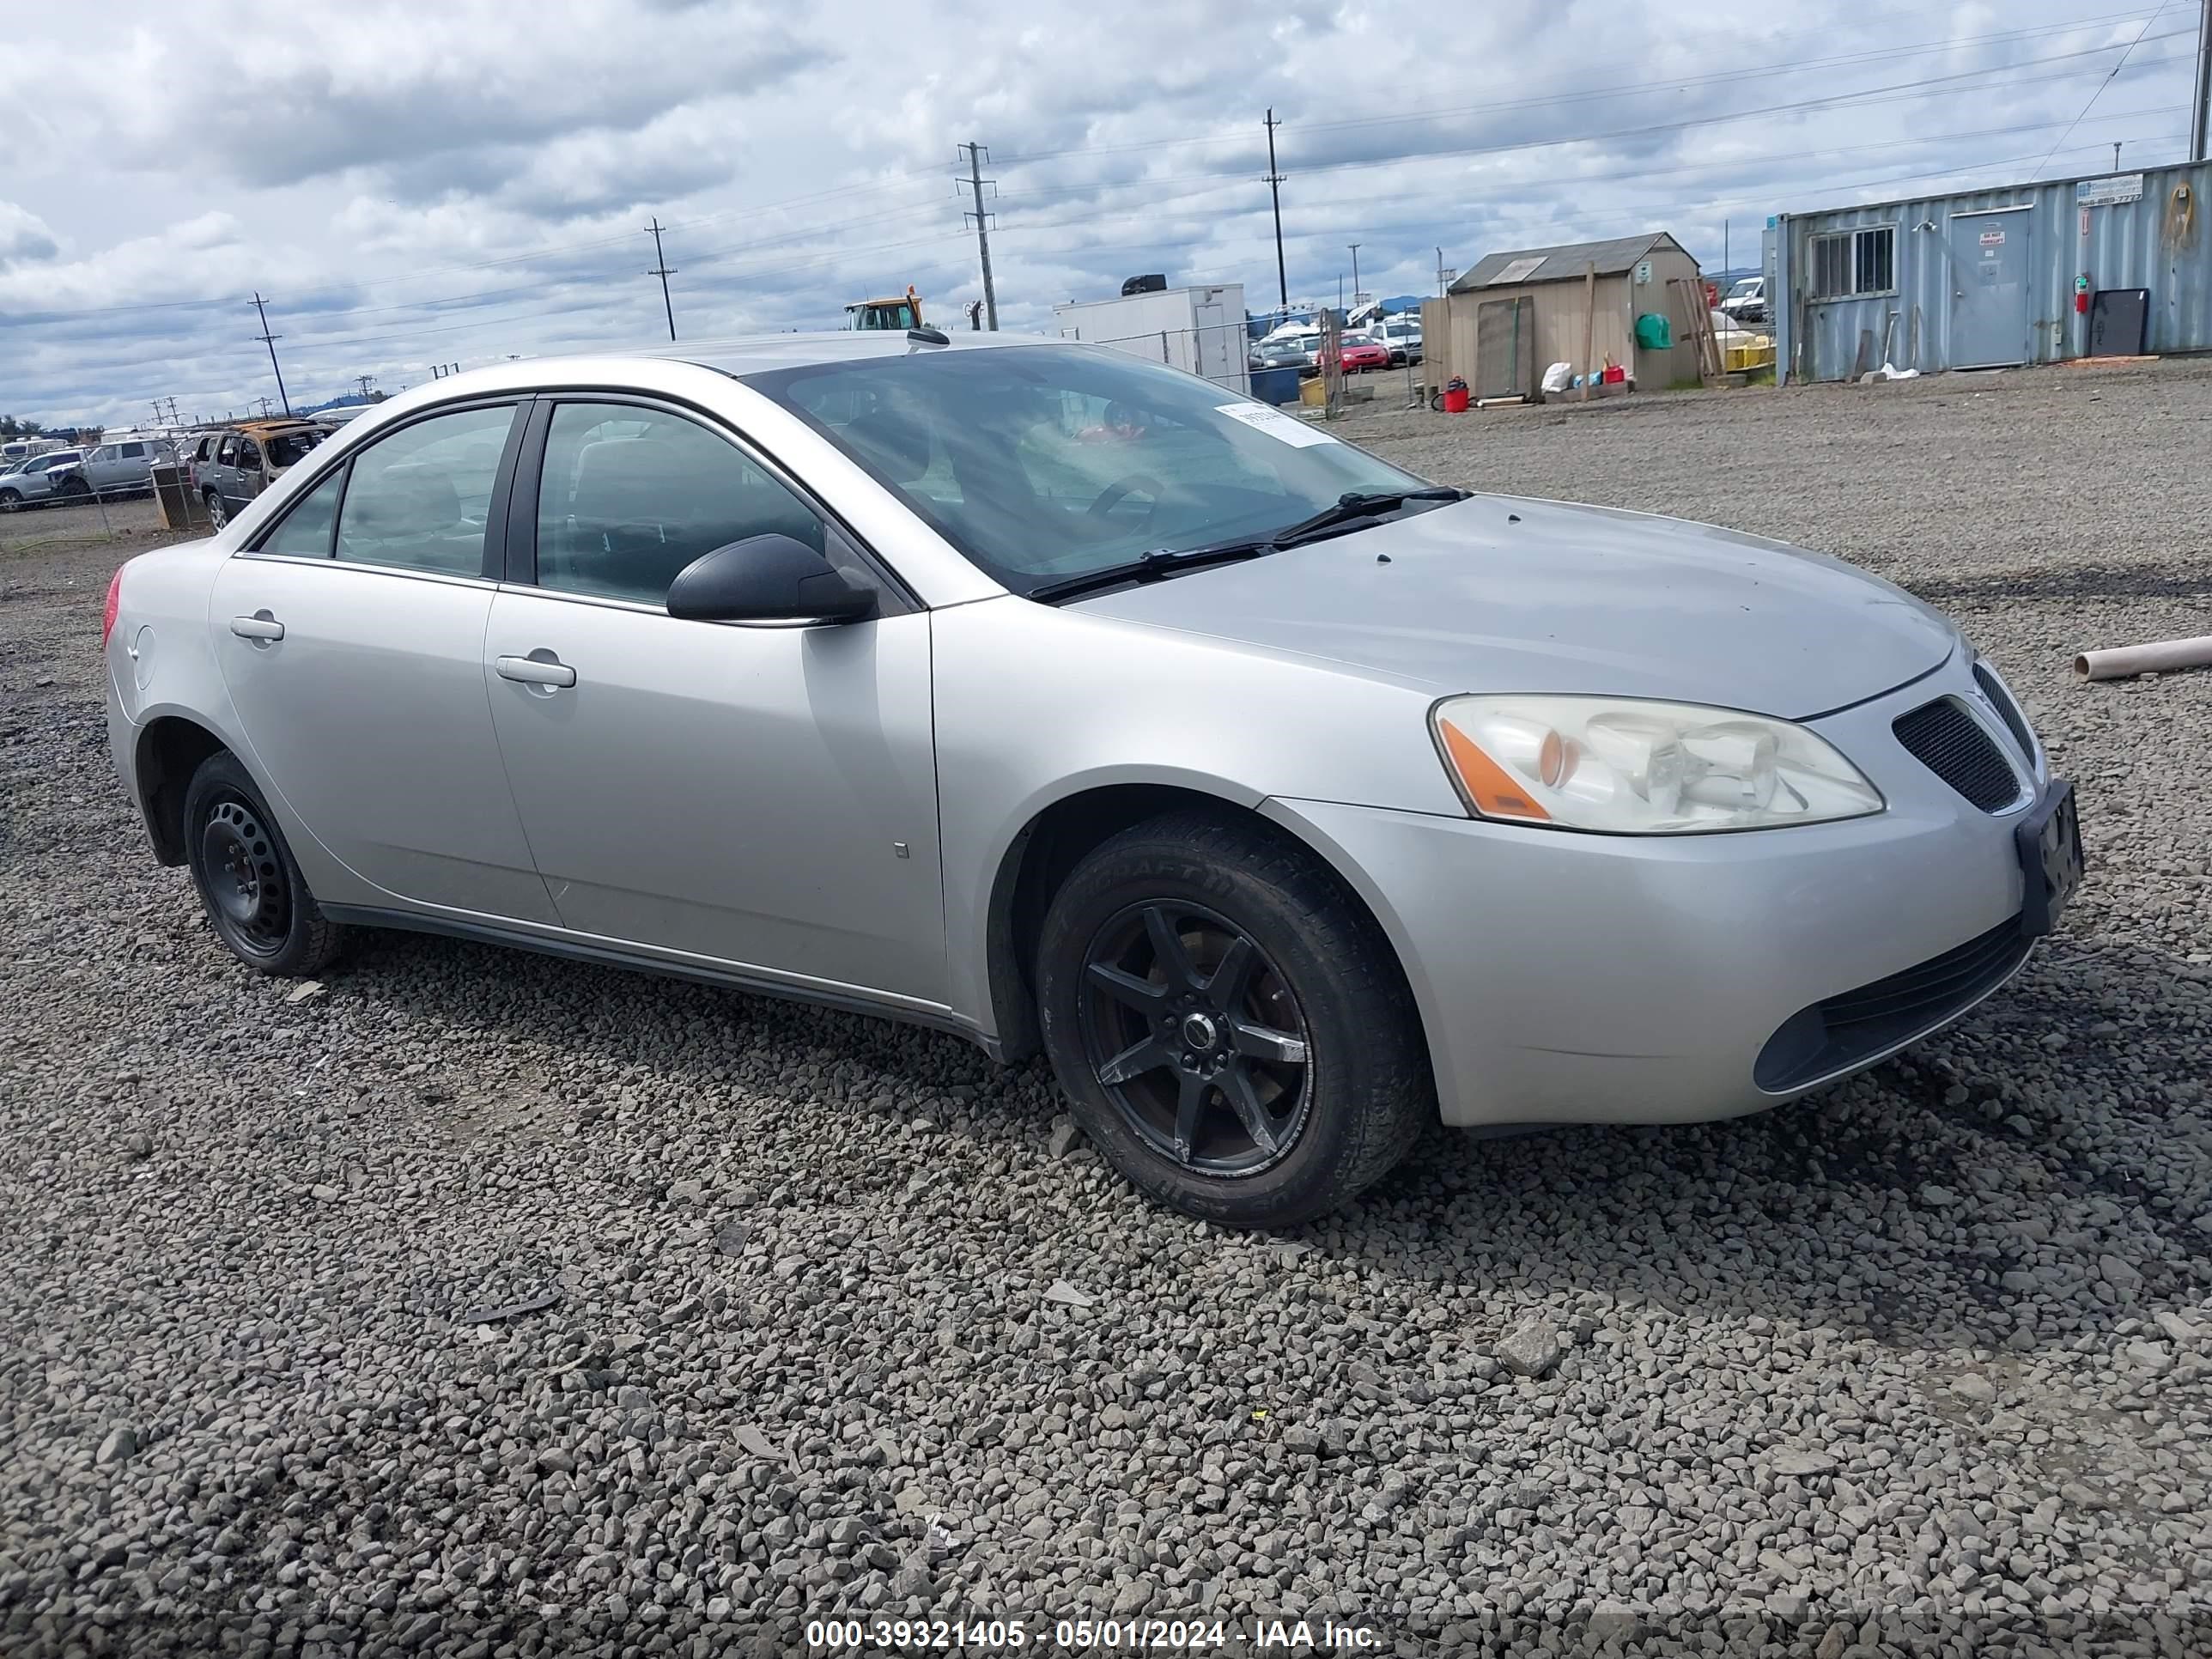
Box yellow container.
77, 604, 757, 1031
1297, 375, 1328, 407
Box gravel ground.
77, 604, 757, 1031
3, 362, 2209, 1659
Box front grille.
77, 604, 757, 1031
1893, 697, 2020, 811
1972, 663, 2037, 763
1754, 916, 2032, 1092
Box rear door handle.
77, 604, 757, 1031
229, 614, 284, 641
495, 654, 577, 689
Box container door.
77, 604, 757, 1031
1948, 209, 2033, 368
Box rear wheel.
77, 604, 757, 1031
204, 489, 227, 529
1036, 811, 1432, 1229
60, 475, 90, 500
181, 750, 345, 975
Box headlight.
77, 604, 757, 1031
1431, 694, 1884, 834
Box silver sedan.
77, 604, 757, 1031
103, 331, 2083, 1227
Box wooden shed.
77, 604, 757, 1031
1425, 233, 1705, 399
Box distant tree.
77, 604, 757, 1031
0, 416, 18, 436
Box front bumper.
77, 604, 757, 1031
1266, 658, 2051, 1128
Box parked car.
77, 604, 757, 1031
0, 448, 85, 510
1375, 317, 1423, 366
1721, 276, 1768, 324
1339, 334, 1392, 373
103, 335, 2081, 1229
1247, 337, 1314, 374
77, 437, 170, 499
185, 420, 331, 528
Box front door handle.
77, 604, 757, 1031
495, 654, 577, 689
229, 613, 284, 641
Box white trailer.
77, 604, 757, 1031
1051, 284, 1249, 395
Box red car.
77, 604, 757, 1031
1338, 337, 1391, 373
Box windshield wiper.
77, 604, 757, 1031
1266, 486, 1468, 548
1025, 487, 1469, 605
1027, 542, 1281, 603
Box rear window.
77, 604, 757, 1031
266, 431, 319, 468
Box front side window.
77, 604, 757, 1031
258, 466, 345, 559
216, 436, 238, 467
533, 402, 825, 606
334, 404, 514, 576
745, 344, 1429, 594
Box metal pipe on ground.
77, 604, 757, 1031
2075, 635, 2212, 679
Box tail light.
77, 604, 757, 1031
102, 566, 124, 647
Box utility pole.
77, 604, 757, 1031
1264, 109, 1288, 312
1437, 247, 1450, 296
251, 292, 293, 416
959, 143, 998, 331
2193, 0, 2211, 161
645, 218, 678, 342
1724, 217, 1730, 276
1347, 243, 1362, 306
256, 397, 271, 419
355, 374, 375, 400
162, 396, 179, 424
2112, 140, 2123, 171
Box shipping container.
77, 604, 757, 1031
1050, 285, 1251, 395
1775, 161, 2209, 383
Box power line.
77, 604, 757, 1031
2034, 4, 2178, 172
959, 142, 999, 331
645, 218, 679, 342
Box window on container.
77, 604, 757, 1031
1853, 227, 1894, 295
1809, 226, 1895, 301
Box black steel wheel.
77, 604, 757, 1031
198, 796, 293, 958
181, 750, 345, 975
1078, 899, 1312, 1176
1036, 810, 1433, 1229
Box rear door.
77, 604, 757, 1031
210, 399, 556, 921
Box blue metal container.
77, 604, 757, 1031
1775, 161, 2208, 383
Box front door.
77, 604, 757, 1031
1948, 209, 2033, 368
484, 398, 946, 1005
210, 401, 557, 922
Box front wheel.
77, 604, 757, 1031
181, 750, 345, 975
0, 489, 20, 513
1036, 811, 1432, 1229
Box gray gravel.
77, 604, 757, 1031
4, 362, 2211, 1656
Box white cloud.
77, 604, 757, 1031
2, 0, 2199, 426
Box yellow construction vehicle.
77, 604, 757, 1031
844, 287, 923, 331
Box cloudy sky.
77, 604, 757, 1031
2, 0, 2202, 428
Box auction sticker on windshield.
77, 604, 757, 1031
1215, 403, 1339, 447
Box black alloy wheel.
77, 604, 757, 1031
1078, 900, 1311, 1176
1035, 810, 1433, 1228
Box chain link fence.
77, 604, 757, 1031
1057, 313, 1427, 414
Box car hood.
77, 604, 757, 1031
1073, 495, 1958, 720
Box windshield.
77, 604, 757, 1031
745, 345, 1432, 595
1729, 278, 1760, 298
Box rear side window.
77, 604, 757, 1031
238, 439, 264, 471
258, 467, 345, 559
532, 402, 825, 606
335, 404, 514, 577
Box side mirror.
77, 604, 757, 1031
665, 533, 877, 624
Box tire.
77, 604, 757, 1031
0, 489, 20, 514
181, 750, 345, 976
1036, 810, 1432, 1229
59, 475, 90, 500
204, 489, 227, 529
